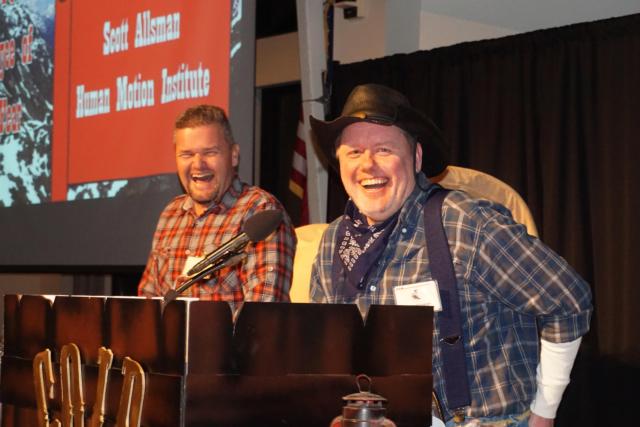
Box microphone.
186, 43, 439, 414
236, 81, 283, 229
162, 209, 283, 306
187, 209, 283, 276
163, 252, 247, 305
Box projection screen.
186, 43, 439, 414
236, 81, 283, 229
0, 0, 256, 269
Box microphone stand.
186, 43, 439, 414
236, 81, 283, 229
162, 252, 247, 305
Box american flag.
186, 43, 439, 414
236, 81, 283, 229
289, 109, 309, 225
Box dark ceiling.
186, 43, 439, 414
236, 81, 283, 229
256, 0, 298, 38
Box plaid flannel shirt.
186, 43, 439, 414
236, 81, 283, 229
138, 177, 296, 311
310, 173, 592, 420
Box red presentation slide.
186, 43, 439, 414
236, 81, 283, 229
52, 0, 230, 201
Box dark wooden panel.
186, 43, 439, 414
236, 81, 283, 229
1, 356, 183, 427
187, 300, 233, 374
159, 299, 189, 375
184, 374, 431, 427
2, 295, 19, 356
98, 371, 183, 427
184, 374, 351, 427
1, 297, 434, 427
233, 302, 363, 375
106, 297, 166, 372
371, 375, 433, 427
17, 295, 53, 359
362, 305, 434, 375
53, 295, 105, 364
1, 404, 39, 427
1, 356, 36, 407
282, 303, 364, 374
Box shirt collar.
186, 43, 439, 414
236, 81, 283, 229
395, 172, 436, 228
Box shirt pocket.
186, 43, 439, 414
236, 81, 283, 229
152, 245, 182, 278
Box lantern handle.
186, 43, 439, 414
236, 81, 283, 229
355, 374, 372, 393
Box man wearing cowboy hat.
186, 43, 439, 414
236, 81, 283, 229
309, 84, 592, 427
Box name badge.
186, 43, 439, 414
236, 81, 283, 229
182, 255, 204, 276
393, 280, 442, 311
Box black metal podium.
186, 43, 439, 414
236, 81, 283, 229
1, 295, 433, 426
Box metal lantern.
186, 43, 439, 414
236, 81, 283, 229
330, 374, 397, 427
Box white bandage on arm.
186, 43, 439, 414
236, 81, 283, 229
530, 337, 582, 419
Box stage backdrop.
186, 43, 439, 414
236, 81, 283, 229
324, 13, 640, 427
0, 0, 256, 268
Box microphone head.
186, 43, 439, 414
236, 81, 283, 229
242, 209, 283, 242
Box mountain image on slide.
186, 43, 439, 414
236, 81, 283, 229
0, 1, 54, 207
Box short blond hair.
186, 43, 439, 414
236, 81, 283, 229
174, 105, 235, 145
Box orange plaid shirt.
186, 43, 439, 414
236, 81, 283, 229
138, 177, 296, 311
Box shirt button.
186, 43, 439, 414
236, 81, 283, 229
401, 227, 407, 233
268, 266, 274, 272
185, 249, 191, 255
370, 285, 377, 291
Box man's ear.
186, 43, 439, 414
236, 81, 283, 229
415, 142, 423, 172
231, 144, 240, 167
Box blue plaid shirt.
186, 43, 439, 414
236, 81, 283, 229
310, 173, 592, 420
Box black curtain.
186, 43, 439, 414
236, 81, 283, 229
325, 13, 640, 426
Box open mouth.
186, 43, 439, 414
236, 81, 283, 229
191, 173, 214, 183
360, 177, 388, 190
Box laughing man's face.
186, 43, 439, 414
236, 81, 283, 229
175, 124, 239, 216
336, 122, 422, 225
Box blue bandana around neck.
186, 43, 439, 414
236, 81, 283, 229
334, 200, 399, 298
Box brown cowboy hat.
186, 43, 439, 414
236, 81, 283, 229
309, 83, 449, 177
